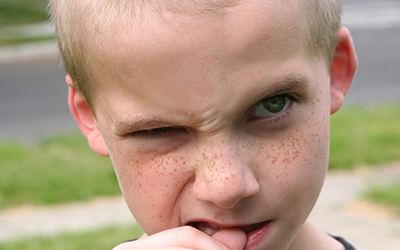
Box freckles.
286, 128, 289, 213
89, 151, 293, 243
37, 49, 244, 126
155, 156, 191, 190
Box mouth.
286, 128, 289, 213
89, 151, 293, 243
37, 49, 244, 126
187, 221, 266, 236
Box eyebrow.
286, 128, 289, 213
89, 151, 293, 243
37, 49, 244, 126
261, 75, 310, 97
113, 74, 311, 134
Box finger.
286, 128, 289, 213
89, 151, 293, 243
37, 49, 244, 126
114, 226, 231, 250
212, 228, 247, 250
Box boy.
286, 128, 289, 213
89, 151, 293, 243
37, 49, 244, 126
50, 0, 358, 249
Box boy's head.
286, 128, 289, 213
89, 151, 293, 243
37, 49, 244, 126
51, 0, 342, 110
51, 0, 357, 249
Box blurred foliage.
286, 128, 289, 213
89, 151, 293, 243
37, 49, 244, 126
0, 0, 48, 11
0, 224, 143, 250
0, 0, 49, 26
329, 104, 400, 170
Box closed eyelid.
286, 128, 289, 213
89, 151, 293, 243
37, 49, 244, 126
130, 126, 187, 138
113, 119, 173, 135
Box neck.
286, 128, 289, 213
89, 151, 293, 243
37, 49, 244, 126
288, 221, 345, 250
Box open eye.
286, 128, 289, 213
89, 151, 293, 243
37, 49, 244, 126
251, 94, 292, 118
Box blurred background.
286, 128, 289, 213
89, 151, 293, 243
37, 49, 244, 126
0, 0, 399, 249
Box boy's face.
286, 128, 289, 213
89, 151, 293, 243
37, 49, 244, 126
80, 1, 342, 249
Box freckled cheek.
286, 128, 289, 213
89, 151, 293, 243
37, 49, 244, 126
112, 150, 192, 196
107, 145, 195, 231
281, 126, 330, 217
254, 122, 329, 203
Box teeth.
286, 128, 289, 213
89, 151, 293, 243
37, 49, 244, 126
190, 222, 222, 236
202, 225, 220, 236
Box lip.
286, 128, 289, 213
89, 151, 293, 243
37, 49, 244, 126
186, 220, 272, 249
244, 220, 272, 250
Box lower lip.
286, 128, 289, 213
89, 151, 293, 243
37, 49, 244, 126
244, 221, 272, 250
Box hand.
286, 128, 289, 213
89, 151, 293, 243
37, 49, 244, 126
113, 226, 247, 250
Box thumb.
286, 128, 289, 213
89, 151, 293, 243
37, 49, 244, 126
212, 227, 247, 250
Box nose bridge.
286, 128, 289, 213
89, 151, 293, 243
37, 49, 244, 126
193, 137, 260, 209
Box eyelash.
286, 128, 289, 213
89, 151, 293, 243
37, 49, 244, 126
129, 93, 297, 139
128, 126, 186, 139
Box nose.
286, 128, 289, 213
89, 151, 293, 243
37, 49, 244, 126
192, 140, 260, 209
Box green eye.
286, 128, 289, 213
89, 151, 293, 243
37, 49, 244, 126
252, 94, 292, 118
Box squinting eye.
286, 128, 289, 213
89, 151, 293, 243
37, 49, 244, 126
251, 94, 292, 118
148, 127, 173, 133
129, 126, 185, 138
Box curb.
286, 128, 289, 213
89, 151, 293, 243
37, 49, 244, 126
0, 41, 59, 65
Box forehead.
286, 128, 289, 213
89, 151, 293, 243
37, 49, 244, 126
88, 0, 315, 121
92, 0, 307, 54
90, 1, 309, 83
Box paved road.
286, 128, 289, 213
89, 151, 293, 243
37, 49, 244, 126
343, 0, 400, 105
0, 0, 399, 143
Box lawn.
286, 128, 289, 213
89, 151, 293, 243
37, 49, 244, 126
0, 36, 55, 46
0, 134, 120, 210
330, 104, 400, 170
0, 224, 144, 250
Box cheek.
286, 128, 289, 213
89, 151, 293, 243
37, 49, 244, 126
108, 143, 194, 234
255, 109, 330, 218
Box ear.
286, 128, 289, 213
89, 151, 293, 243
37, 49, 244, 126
330, 27, 358, 114
67, 75, 109, 157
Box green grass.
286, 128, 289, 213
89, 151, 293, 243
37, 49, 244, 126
0, 0, 49, 26
329, 104, 400, 170
362, 182, 400, 215
0, 134, 120, 210
0, 224, 144, 250
0, 35, 55, 46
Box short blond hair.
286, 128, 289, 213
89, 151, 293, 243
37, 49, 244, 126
49, 0, 342, 110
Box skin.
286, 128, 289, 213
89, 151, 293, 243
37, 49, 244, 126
67, 0, 357, 249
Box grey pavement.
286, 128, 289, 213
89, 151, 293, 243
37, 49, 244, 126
0, 41, 59, 65
0, 197, 134, 242
309, 164, 400, 250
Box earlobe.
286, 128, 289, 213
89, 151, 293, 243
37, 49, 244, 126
67, 75, 109, 157
330, 27, 358, 114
